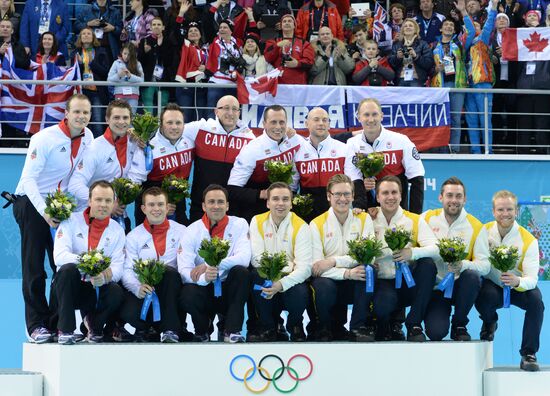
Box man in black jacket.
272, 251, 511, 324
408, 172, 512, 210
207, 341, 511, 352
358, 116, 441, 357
0, 19, 30, 69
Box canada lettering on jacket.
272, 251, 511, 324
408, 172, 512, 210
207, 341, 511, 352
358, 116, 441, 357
203, 132, 247, 150
299, 158, 342, 174
158, 151, 193, 171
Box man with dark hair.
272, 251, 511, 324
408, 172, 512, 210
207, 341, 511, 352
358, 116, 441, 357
178, 184, 251, 342
416, 0, 445, 46
120, 186, 185, 343
228, 105, 303, 222
52, 180, 125, 344
13, 94, 93, 343
133, 103, 195, 226
249, 182, 312, 342
371, 176, 438, 342
421, 176, 488, 341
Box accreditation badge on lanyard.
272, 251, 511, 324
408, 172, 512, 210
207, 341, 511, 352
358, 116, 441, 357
404, 66, 414, 81
443, 56, 455, 75
95, 28, 104, 40
153, 64, 164, 80
39, 17, 50, 35
526, 62, 536, 75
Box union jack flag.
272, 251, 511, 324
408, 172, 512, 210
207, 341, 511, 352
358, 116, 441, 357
373, 2, 387, 41
0, 50, 81, 135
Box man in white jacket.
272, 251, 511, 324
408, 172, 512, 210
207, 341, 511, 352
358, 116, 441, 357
52, 180, 125, 344
249, 182, 312, 342
121, 187, 185, 343
475, 190, 544, 372
309, 174, 376, 342
177, 184, 251, 342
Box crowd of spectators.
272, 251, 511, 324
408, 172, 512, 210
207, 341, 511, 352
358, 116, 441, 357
0, 0, 549, 153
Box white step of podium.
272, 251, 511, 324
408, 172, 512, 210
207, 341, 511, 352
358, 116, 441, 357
0, 369, 43, 396
23, 341, 492, 396
483, 367, 550, 396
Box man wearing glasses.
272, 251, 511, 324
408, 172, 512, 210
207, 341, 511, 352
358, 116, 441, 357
183, 95, 255, 221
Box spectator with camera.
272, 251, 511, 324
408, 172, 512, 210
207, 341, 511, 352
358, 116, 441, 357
264, 14, 315, 84
205, 19, 244, 115
352, 39, 395, 86
310, 26, 355, 85
75, 0, 122, 63
389, 18, 434, 86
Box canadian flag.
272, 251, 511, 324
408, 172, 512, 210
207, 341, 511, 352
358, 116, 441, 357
502, 27, 550, 61
236, 69, 283, 104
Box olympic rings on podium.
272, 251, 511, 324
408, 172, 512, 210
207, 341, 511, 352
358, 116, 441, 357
229, 353, 314, 394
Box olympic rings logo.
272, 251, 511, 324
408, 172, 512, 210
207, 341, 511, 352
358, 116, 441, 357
229, 353, 313, 394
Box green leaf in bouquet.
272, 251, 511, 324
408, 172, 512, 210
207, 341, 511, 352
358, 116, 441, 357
384, 226, 412, 252
112, 177, 142, 205
44, 190, 77, 221
198, 237, 230, 267
133, 259, 166, 286
292, 194, 314, 219
489, 245, 519, 272
347, 236, 384, 265
257, 251, 288, 282
77, 248, 111, 276
437, 237, 468, 263
264, 160, 295, 185
130, 111, 159, 145
354, 152, 385, 178
161, 175, 190, 203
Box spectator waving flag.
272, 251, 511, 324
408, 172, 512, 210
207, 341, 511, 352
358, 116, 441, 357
502, 27, 550, 61
236, 69, 283, 104
372, 2, 392, 49
0, 50, 80, 134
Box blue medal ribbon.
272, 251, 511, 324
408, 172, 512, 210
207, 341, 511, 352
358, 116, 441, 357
395, 262, 403, 289
395, 261, 416, 288
95, 286, 100, 309
437, 272, 455, 299
50, 226, 56, 241
214, 274, 222, 297
365, 264, 374, 293
503, 285, 511, 308
253, 279, 273, 299
145, 145, 153, 172
140, 291, 161, 321
115, 215, 125, 229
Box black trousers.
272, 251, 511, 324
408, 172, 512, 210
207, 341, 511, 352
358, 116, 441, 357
120, 267, 182, 332
475, 278, 544, 355
134, 180, 189, 226
373, 258, 437, 328
424, 269, 481, 341
251, 269, 309, 332
13, 195, 55, 333
311, 277, 371, 330
179, 266, 249, 335
52, 264, 124, 333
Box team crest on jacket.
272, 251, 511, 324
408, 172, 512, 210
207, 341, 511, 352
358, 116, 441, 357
170, 238, 176, 248
265, 149, 271, 155
30, 149, 37, 160
105, 237, 111, 247
330, 149, 336, 157
177, 244, 183, 254
57, 229, 63, 238
386, 142, 392, 149
304, 153, 310, 159
160, 147, 166, 154
412, 148, 420, 160
77, 161, 84, 170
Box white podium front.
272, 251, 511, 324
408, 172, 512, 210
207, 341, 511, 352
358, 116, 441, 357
483, 367, 550, 396
0, 369, 43, 396
23, 341, 492, 396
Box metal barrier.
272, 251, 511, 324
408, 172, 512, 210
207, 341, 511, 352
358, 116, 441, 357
1, 79, 549, 155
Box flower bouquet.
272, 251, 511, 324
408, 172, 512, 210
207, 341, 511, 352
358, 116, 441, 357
347, 236, 384, 292
161, 175, 189, 220
129, 111, 159, 171
292, 194, 314, 220
133, 259, 166, 321
436, 237, 468, 298
264, 160, 295, 185
354, 152, 385, 178
77, 248, 111, 305
111, 177, 142, 228
489, 244, 519, 308
44, 190, 76, 239
253, 252, 288, 298
198, 237, 230, 297
384, 226, 415, 288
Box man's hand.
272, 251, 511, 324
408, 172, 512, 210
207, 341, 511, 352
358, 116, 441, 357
285, 127, 296, 138
367, 207, 379, 219
501, 272, 520, 287
137, 284, 154, 298
312, 258, 336, 277
104, 23, 115, 32
447, 261, 462, 275
363, 177, 376, 191
191, 263, 207, 282
261, 280, 283, 299
112, 202, 125, 217
346, 266, 366, 281
0, 42, 9, 55
88, 18, 101, 27
204, 264, 219, 282
284, 57, 299, 68
369, 57, 379, 68
144, 42, 152, 53
91, 272, 106, 287
277, 39, 291, 48
167, 203, 176, 216
259, 189, 268, 200
393, 248, 412, 262
179, 0, 191, 15
44, 213, 61, 228
257, 20, 266, 29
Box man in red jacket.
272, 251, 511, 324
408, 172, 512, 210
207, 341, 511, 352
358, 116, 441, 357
296, 0, 344, 41
264, 14, 315, 85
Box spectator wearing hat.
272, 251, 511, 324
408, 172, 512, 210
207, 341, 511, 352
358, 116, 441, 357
203, 0, 249, 43
164, 0, 201, 50
242, 32, 271, 77
264, 13, 315, 84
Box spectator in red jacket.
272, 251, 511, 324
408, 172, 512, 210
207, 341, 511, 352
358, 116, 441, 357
264, 14, 315, 84
352, 39, 395, 85
296, 0, 344, 41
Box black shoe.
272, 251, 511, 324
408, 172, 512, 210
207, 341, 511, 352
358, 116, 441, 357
276, 323, 289, 341
390, 323, 406, 341
451, 326, 471, 341
520, 354, 540, 372
133, 330, 148, 343
406, 325, 426, 342
289, 326, 306, 342
332, 326, 350, 341
247, 329, 277, 342
312, 326, 332, 342
480, 322, 498, 341
179, 329, 194, 342
349, 326, 376, 342
110, 326, 134, 342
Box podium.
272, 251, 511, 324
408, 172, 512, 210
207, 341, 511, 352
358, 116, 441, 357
483, 367, 550, 396
0, 369, 42, 396
23, 341, 492, 396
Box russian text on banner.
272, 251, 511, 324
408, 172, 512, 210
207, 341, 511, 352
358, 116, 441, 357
346, 86, 451, 151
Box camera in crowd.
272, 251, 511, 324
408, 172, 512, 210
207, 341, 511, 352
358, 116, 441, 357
99, 16, 107, 28
282, 53, 293, 63
403, 46, 412, 60
220, 54, 247, 75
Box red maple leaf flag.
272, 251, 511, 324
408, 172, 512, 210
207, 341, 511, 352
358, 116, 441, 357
502, 27, 550, 61
236, 69, 283, 104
